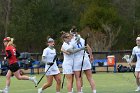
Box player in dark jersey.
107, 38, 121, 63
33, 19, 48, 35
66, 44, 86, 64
0, 37, 37, 93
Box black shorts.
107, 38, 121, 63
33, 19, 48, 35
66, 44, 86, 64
9, 63, 20, 72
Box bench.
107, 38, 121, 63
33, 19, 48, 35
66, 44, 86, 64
92, 59, 116, 73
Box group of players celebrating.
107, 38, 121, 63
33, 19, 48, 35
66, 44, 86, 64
38, 26, 96, 93
0, 26, 96, 93
0, 25, 140, 93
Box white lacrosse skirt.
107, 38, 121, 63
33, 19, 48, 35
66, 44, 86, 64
62, 58, 74, 74
45, 64, 60, 76
73, 53, 91, 71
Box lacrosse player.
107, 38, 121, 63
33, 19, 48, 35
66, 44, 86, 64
38, 37, 61, 93
61, 32, 86, 93
130, 36, 140, 91
1, 37, 37, 93
72, 37, 96, 93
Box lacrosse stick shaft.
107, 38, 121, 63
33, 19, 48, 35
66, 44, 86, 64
35, 55, 57, 87
79, 34, 89, 78
79, 51, 85, 77
35, 65, 52, 87
128, 63, 136, 78
61, 74, 65, 89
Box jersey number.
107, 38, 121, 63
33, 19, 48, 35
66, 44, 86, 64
77, 42, 82, 48
12, 49, 16, 55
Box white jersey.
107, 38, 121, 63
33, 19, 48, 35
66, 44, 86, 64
42, 47, 60, 75
132, 46, 140, 71
72, 38, 91, 71
61, 42, 74, 74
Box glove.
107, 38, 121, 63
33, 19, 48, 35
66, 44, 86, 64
47, 62, 54, 66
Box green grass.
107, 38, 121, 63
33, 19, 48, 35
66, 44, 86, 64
0, 73, 137, 93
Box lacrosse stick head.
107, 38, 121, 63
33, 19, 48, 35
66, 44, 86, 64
122, 55, 129, 60
122, 55, 130, 63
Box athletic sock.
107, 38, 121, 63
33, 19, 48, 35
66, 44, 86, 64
5, 86, 9, 90
29, 77, 33, 81
56, 92, 60, 93
93, 90, 96, 93
81, 87, 83, 92
72, 88, 74, 92
38, 88, 43, 93
39, 88, 42, 90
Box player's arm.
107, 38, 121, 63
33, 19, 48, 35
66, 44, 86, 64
41, 56, 47, 63
67, 46, 86, 54
87, 44, 94, 62
129, 47, 136, 63
41, 49, 48, 63
6, 50, 12, 59
61, 47, 70, 55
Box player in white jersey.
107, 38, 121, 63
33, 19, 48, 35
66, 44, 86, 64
38, 37, 61, 93
72, 36, 96, 93
127, 36, 140, 91
69, 26, 96, 93
61, 32, 85, 93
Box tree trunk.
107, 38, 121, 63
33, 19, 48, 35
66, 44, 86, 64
4, 0, 11, 37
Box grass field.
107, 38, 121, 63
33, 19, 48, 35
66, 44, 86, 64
0, 72, 137, 93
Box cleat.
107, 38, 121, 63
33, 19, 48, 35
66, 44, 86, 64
135, 87, 140, 91
0, 89, 8, 93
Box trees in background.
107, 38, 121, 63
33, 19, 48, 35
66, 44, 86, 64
0, 0, 139, 52
79, 0, 122, 51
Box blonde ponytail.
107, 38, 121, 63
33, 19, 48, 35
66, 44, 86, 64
7, 37, 15, 47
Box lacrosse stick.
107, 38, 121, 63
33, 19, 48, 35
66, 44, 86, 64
122, 55, 136, 78
35, 55, 57, 87
79, 33, 89, 77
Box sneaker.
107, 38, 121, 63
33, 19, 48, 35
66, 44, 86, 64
135, 87, 140, 91
0, 89, 8, 93
93, 90, 96, 93
38, 88, 43, 93
31, 76, 38, 86
0, 90, 3, 92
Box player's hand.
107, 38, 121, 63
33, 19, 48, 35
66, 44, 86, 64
90, 55, 94, 62
47, 62, 54, 66
4, 57, 7, 61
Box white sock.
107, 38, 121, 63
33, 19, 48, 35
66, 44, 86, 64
78, 92, 83, 93
56, 92, 60, 93
29, 77, 32, 81
38, 88, 43, 92
39, 88, 42, 90
5, 86, 9, 90
81, 87, 83, 92
29, 76, 35, 81
93, 90, 96, 93
72, 88, 74, 92
68, 92, 72, 93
